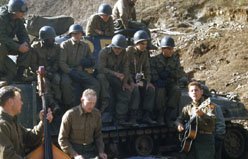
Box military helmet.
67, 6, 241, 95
39, 26, 56, 40
8, 0, 28, 13
98, 3, 112, 16
160, 36, 175, 48
109, 34, 127, 49
68, 24, 84, 34
133, 30, 149, 44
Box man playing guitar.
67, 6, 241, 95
175, 81, 216, 159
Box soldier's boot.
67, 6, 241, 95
142, 111, 157, 125
165, 107, 176, 128
129, 111, 139, 127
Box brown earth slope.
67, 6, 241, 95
5, 0, 244, 108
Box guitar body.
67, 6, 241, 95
180, 118, 198, 153
26, 144, 70, 159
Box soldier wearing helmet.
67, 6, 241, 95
59, 24, 100, 107
31, 26, 61, 114
150, 36, 187, 126
126, 30, 157, 125
0, 0, 32, 83
86, 3, 114, 36
97, 34, 133, 126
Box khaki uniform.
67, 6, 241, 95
31, 41, 61, 107
0, 109, 43, 158
126, 46, 154, 113
150, 53, 186, 123
97, 47, 131, 118
86, 14, 114, 36
0, 6, 31, 82
58, 105, 104, 158
176, 98, 216, 159
59, 39, 100, 106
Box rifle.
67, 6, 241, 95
179, 98, 214, 153
26, 66, 70, 159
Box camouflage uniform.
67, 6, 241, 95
58, 105, 104, 158
0, 110, 43, 158
175, 98, 216, 159
85, 14, 114, 36
0, 5, 31, 83
59, 39, 100, 107
150, 53, 186, 124
97, 46, 131, 119
126, 46, 155, 121
31, 41, 61, 110
112, 0, 149, 37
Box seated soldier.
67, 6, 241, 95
59, 24, 100, 108
97, 34, 133, 126
127, 30, 157, 125
31, 26, 61, 113
0, 0, 32, 83
150, 36, 187, 126
112, 0, 156, 50
85, 3, 114, 37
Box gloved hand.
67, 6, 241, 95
80, 58, 95, 68
159, 70, 171, 80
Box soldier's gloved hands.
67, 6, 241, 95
159, 70, 171, 80
80, 58, 95, 68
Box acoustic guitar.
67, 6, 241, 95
179, 98, 212, 153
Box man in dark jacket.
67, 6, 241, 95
0, 0, 31, 83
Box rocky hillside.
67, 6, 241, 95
4, 0, 248, 107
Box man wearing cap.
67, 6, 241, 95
126, 30, 156, 125
150, 36, 187, 125
0, 0, 31, 83
86, 3, 114, 37
97, 34, 132, 126
59, 24, 100, 108
31, 26, 61, 113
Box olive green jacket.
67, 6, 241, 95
31, 41, 60, 73
85, 14, 114, 36
58, 105, 104, 158
97, 46, 130, 83
0, 6, 30, 52
126, 46, 151, 83
112, 0, 136, 29
0, 109, 43, 159
59, 38, 92, 73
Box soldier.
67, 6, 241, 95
127, 30, 156, 125
59, 24, 100, 108
0, 0, 31, 83
175, 81, 216, 159
58, 89, 107, 159
86, 3, 114, 37
31, 26, 61, 113
0, 86, 53, 158
112, 0, 156, 49
97, 34, 132, 126
150, 36, 187, 125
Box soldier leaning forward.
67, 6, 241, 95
59, 24, 100, 108
0, 0, 32, 83
31, 26, 61, 113
85, 3, 114, 37
150, 36, 187, 125
175, 81, 216, 159
97, 34, 133, 126
126, 30, 156, 126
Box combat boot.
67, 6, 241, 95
142, 111, 157, 125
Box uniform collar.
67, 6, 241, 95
70, 39, 83, 46
0, 108, 17, 122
